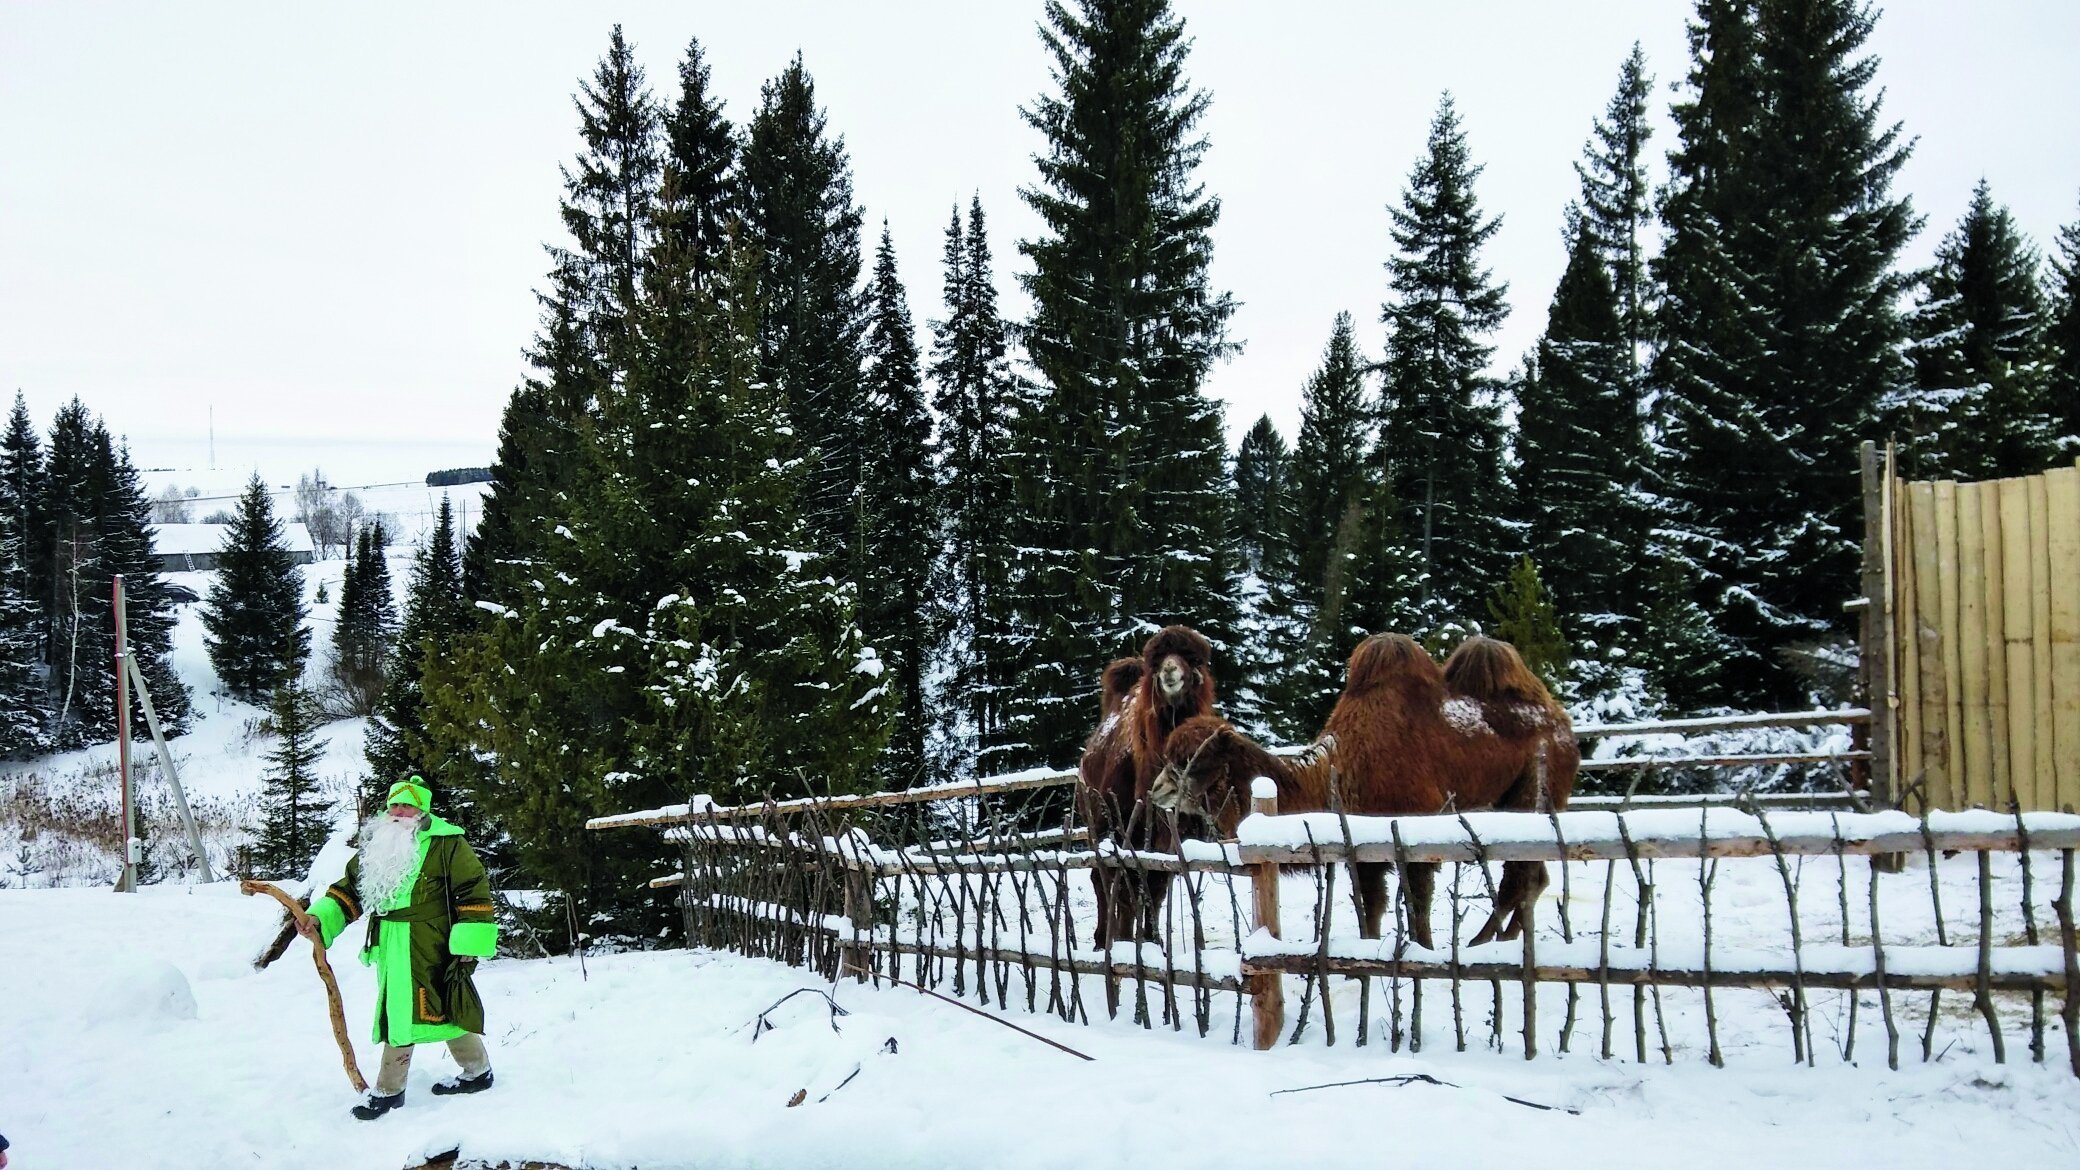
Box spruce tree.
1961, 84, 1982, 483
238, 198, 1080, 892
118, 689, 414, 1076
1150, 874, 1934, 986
1, 395, 45, 667
0, 491, 48, 757
559, 24, 661, 367
2049, 201, 2080, 451
1651, 0, 1916, 708
1898, 181, 2056, 479
928, 197, 1022, 778
329, 523, 395, 716
365, 497, 468, 808
1008, 0, 1239, 769
740, 56, 867, 565
1487, 556, 1571, 692
256, 678, 330, 879
1228, 416, 1301, 740
102, 441, 188, 732
858, 225, 935, 789
426, 226, 893, 934
202, 475, 309, 703
1275, 315, 1381, 737
657, 36, 738, 299
1515, 220, 1646, 668
1574, 45, 1655, 379
38, 400, 100, 732
1375, 94, 1512, 624
468, 27, 655, 607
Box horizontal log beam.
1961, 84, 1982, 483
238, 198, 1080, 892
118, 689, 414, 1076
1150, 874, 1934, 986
1241, 954, 2064, 994
1574, 707, 1870, 738
1568, 791, 1861, 811
1578, 752, 1871, 772
588, 768, 1080, 829
1236, 824, 2080, 866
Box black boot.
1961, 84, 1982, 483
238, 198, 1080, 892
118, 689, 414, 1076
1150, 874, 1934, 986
431, 1069, 494, 1096
351, 1092, 404, 1121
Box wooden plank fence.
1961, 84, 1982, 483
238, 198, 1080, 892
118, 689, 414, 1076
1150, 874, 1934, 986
1889, 453, 2080, 814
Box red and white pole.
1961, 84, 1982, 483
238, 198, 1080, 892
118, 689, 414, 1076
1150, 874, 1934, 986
113, 573, 137, 893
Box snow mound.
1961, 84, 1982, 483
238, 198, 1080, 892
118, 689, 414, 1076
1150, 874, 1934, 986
95, 956, 199, 1024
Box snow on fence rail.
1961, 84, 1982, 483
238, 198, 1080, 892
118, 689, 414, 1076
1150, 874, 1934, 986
592, 767, 2079, 1076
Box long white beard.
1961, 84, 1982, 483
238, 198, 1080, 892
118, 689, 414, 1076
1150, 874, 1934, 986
357, 813, 423, 911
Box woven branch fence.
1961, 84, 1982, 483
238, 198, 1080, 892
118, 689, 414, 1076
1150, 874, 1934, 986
588, 712, 2079, 1074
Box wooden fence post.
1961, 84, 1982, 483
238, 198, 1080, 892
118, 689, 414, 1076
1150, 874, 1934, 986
842, 866, 872, 983
1861, 439, 1898, 811
1249, 778, 1284, 1050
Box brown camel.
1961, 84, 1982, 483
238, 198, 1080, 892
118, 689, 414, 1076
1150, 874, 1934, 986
1076, 626, 1218, 947
1150, 634, 1578, 948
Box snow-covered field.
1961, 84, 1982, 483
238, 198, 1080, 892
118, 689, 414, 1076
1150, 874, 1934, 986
3, 876, 2077, 1170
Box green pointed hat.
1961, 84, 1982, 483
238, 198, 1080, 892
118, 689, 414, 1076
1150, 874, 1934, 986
385, 776, 432, 813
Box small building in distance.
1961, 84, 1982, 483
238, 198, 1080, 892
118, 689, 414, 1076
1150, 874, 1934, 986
149, 522, 316, 573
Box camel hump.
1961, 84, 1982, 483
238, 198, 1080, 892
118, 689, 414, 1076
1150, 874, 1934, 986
1142, 624, 1214, 668
1100, 656, 1145, 717
1443, 636, 1553, 708
1344, 632, 1443, 696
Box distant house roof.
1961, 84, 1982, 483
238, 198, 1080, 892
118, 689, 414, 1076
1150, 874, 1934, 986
150, 522, 317, 557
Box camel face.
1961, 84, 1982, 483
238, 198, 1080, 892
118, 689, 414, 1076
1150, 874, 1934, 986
1148, 764, 1186, 813
1155, 655, 1194, 703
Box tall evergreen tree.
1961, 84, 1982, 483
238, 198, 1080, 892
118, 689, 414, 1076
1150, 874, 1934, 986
740, 56, 867, 565
0, 484, 48, 757
1515, 220, 1647, 665
1228, 416, 1300, 740
365, 497, 468, 807
1, 394, 45, 665
1275, 314, 1381, 737
1652, 0, 1916, 708
101, 440, 187, 733
1574, 44, 1656, 379
1897, 181, 2056, 479
467, 28, 658, 608
256, 678, 330, 879
329, 523, 396, 716
857, 225, 935, 789
2049, 200, 2080, 450
928, 198, 1022, 778
656, 35, 738, 299
202, 474, 309, 703
1007, 0, 1239, 769
425, 225, 892, 934
559, 23, 661, 368
1374, 94, 1512, 624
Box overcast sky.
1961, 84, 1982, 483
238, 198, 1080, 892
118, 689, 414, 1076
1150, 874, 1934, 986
3, 1, 2076, 468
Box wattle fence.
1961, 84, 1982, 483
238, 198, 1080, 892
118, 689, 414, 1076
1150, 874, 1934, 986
590, 710, 2080, 1076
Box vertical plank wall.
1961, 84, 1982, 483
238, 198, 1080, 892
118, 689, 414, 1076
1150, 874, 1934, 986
1894, 462, 2080, 813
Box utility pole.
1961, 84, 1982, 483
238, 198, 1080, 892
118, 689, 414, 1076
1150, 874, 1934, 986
110, 573, 216, 890
112, 575, 137, 893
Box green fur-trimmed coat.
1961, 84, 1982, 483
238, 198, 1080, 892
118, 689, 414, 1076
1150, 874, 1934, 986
309, 815, 498, 1045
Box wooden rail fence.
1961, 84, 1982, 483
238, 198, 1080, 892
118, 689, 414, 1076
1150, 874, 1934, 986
593, 767, 2080, 1075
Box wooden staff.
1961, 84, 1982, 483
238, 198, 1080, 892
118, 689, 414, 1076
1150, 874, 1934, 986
241, 880, 367, 1093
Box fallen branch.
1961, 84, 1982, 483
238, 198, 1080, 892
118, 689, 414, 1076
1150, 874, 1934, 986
843, 960, 1095, 1061
1268, 1072, 1581, 1114
240, 880, 366, 1093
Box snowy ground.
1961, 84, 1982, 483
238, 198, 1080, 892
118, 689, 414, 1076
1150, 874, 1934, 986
3, 879, 2077, 1170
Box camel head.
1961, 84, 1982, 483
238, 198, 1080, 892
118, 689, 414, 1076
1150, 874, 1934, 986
1147, 715, 1247, 837
1141, 624, 1215, 710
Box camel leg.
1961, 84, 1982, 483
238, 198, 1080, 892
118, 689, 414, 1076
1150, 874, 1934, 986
1092, 869, 1116, 949
1471, 861, 1549, 946
1138, 872, 1171, 943
1356, 863, 1391, 939
1401, 862, 1437, 949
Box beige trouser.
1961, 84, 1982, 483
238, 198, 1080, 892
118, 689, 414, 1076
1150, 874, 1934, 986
373, 1033, 491, 1096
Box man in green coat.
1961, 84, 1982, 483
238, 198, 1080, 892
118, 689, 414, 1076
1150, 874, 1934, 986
300, 777, 499, 1120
